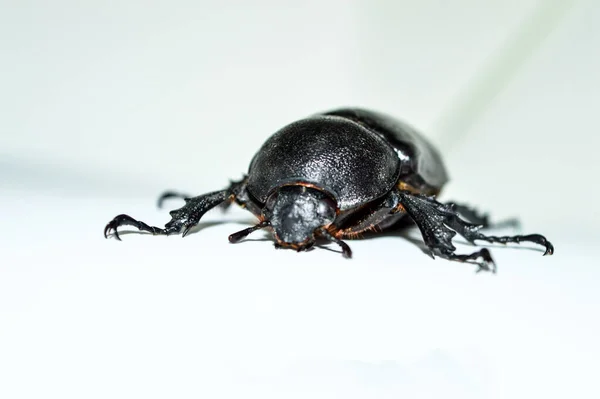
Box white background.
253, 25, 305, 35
1, 0, 599, 398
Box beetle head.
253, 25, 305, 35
263, 185, 337, 248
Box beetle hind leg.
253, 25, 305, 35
157, 191, 191, 208
440, 247, 497, 273
447, 202, 520, 230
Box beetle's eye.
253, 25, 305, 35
317, 198, 336, 220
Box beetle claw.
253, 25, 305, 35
104, 222, 121, 241
476, 259, 496, 274
103, 214, 140, 240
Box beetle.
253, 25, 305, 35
104, 108, 554, 272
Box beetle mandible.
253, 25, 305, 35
104, 108, 554, 272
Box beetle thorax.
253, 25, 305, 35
263, 186, 336, 245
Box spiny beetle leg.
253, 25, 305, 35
105, 179, 249, 240
438, 247, 497, 273
105, 190, 227, 240
446, 201, 520, 230
168, 189, 232, 237
397, 191, 554, 272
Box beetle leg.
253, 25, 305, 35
398, 192, 554, 272
104, 179, 249, 240
439, 204, 554, 256
157, 191, 191, 208
442, 248, 497, 273
449, 227, 554, 256
319, 228, 352, 258
333, 190, 404, 238
228, 221, 271, 243
446, 202, 520, 230
103, 214, 180, 241
397, 192, 494, 271
157, 190, 236, 213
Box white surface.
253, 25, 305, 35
0, 191, 598, 398
1, 0, 600, 398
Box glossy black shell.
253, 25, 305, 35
247, 108, 448, 211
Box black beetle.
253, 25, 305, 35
104, 108, 554, 272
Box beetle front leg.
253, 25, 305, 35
397, 191, 554, 272
103, 214, 180, 240
104, 179, 248, 240
157, 183, 239, 212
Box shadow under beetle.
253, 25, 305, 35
104, 108, 554, 272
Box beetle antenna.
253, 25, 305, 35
229, 221, 271, 243
319, 228, 352, 259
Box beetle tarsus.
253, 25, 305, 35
445, 215, 554, 256
471, 233, 554, 256
104, 214, 179, 240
